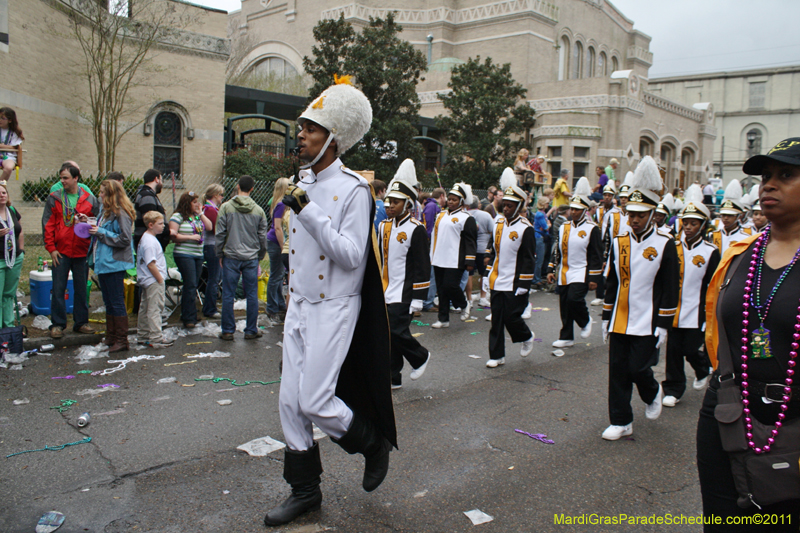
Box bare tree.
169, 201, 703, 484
64, 0, 195, 172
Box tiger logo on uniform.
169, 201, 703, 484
509, 231, 519, 241
692, 255, 706, 267
451, 218, 459, 224
643, 247, 658, 261
578, 230, 587, 238
396, 232, 408, 243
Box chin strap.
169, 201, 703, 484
299, 133, 335, 170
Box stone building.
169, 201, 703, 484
0, 0, 229, 235
230, 0, 716, 191
648, 65, 800, 187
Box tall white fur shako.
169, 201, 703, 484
719, 179, 745, 215
682, 183, 711, 220
569, 176, 593, 210
626, 156, 663, 212
499, 168, 526, 203
656, 193, 674, 216
386, 159, 418, 202
618, 171, 635, 197
298, 75, 372, 160
449, 182, 473, 206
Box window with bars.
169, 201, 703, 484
153, 112, 182, 179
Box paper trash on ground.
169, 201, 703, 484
464, 509, 494, 525
468, 354, 481, 359
237, 436, 286, 456
32, 315, 52, 330
233, 299, 248, 310
36, 511, 65, 533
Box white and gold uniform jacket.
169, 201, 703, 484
548, 215, 604, 286
287, 159, 372, 303
602, 207, 630, 258
708, 223, 754, 257
378, 213, 430, 304
485, 214, 535, 292
430, 206, 477, 270
673, 235, 720, 330
603, 226, 679, 336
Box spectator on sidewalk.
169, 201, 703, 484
133, 169, 170, 250
266, 178, 290, 321
0, 182, 24, 328
422, 188, 444, 312
169, 191, 212, 329
136, 212, 173, 348
0, 107, 23, 182
43, 163, 99, 339
372, 179, 387, 232
48, 160, 94, 198
468, 196, 494, 307
201, 184, 224, 319
215, 175, 268, 341
89, 179, 135, 353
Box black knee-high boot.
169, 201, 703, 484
332, 412, 391, 492
264, 442, 323, 527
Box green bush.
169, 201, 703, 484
22, 173, 143, 202
224, 149, 298, 213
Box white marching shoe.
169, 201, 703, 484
478, 297, 491, 307
693, 368, 713, 390
520, 335, 534, 357
602, 424, 633, 441
580, 319, 593, 339
485, 313, 492, 322
522, 303, 532, 319
590, 298, 603, 306
460, 301, 472, 321
486, 358, 505, 368
410, 353, 430, 380
662, 395, 679, 407
552, 339, 574, 348
431, 321, 449, 329
645, 385, 664, 420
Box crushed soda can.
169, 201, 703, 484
76, 412, 91, 428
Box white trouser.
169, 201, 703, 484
279, 295, 360, 451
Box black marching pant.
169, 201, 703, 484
595, 275, 605, 300
387, 302, 429, 385
608, 333, 660, 426
662, 327, 711, 399
489, 291, 532, 361
557, 282, 590, 341
434, 266, 467, 323
697, 383, 800, 531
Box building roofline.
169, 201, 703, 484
650, 64, 800, 83
171, 0, 228, 15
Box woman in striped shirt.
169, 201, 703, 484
170, 191, 211, 328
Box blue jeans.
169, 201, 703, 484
98, 270, 127, 317
202, 245, 220, 317
173, 253, 203, 325
423, 265, 437, 309
534, 235, 546, 283
221, 257, 258, 335
266, 240, 286, 314
51, 255, 88, 331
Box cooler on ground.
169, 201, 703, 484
30, 270, 74, 316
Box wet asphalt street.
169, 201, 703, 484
1, 289, 708, 532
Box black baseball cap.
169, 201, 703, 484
743, 137, 800, 175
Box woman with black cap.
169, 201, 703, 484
698, 138, 800, 530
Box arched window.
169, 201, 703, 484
249, 56, 298, 78
640, 137, 653, 157
611, 55, 619, 72
153, 112, 182, 178
558, 36, 570, 81
681, 149, 694, 189
598, 52, 606, 76
586, 47, 595, 77
661, 143, 675, 188
746, 128, 763, 158
571, 41, 583, 79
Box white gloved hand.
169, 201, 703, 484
602, 320, 609, 344
655, 327, 668, 349
409, 299, 423, 314
514, 288, 529, 296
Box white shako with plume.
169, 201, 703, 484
603, 179, 617, 195
499, 167, 526, 217
742, 184, 759, 210
748, 184, 762, 212
673, 198, 684, 214
626, 156, 663, 212
448, 182, 473, 207
681, 184, 711, 220
656, 193, 675, 217
386, 159, 418, 208
569, 177, 593, 210
719, 179, 745, 215
618, 171, 635, 197
297, 74, 373, 169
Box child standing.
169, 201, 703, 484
137, 211, 173, 348
0, 107, 23, 182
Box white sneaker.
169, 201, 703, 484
522, 303, 532, 319
602, 424, 633, 441
662, 395, 679, 407
478, 297, 491, 307
486, 358, 505, 368
410, 352, 430, 380
552, 339, 574, 348
520, 335, 534, 357
645, 384, 663, 420
485, 313, 492, 322
460, 301, 472, 321
590, 298, 603, 306
580, 319, 593, 339
693, 368, 713, 390
431, 321, 449, 329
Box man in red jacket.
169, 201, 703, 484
43, 163, 100, 338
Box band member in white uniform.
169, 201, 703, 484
430, 182, 477, 328
547, 177, 603, 349
378, 159, 432, 389
265, 76, 396, 527
484, 169, 536, 368
654, 193, 676, 237
590, 182, 617, 306
601, 156, 679, 440
661, 185, 720, 407
709, 179, 754, 256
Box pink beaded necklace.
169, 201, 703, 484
740, 226, 799, 454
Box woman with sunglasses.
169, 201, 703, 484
170, 191, 211, 328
